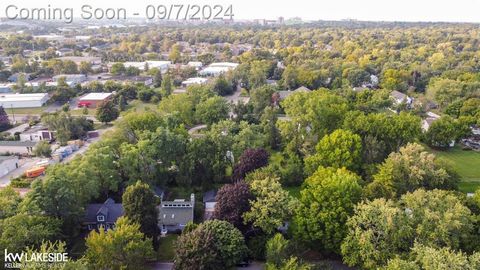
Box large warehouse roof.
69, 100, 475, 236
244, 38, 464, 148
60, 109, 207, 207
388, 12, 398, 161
0, 93, 48, 102
80, 93, 113, 101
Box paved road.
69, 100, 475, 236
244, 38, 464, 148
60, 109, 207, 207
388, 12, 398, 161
187, 124, 207, 136
224, 84, 250, 105
0, 157, 42, 187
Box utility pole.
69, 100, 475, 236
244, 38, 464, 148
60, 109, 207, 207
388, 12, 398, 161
10, 104, 15, 123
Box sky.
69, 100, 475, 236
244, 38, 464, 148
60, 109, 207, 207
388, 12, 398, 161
1, 0, 480, 23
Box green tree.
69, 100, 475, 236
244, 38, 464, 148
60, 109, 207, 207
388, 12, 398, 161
96, 100, 119, 124
33, 140, 52, 157
195, 96, 229, 126
110, 63, 126, 75
341, 199, 413, 270
265, 233, 290, 267
168, 44, 181, 63
243, 170, 296, 234
304, 129, 362, 175
85, 217, 154, 270
122, 181, 159, 245
212, 74, 234, 96
0, 214, 61, 253
161, 74, 172, 97
174, 220, 247, 270
79, 61, 93, 75
400, 189, 475, 250
383, 244, 480, 270
366, 143, 459, 199
0, 186, 21, 219
293, 167, 362, 253
423, 116, 466, 149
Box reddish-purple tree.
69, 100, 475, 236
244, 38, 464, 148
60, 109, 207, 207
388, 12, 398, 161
213, 181, 252, 231
0, 106, 10, 131
232, 148, 270, 181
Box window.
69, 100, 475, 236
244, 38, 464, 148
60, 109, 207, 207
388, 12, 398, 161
97, 215, 105, 222
171, 214, 175, 219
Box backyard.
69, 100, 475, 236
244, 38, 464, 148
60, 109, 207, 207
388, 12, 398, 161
427, 146, 480, 193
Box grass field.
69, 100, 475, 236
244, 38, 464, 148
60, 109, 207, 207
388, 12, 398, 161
427, 146, 480, 193
157, 235, 178, 261
6, 107, 47, 115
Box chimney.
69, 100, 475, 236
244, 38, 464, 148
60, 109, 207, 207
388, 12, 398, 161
190, 193, 195, 205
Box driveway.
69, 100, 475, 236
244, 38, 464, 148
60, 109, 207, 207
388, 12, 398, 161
0, 157, 42, 187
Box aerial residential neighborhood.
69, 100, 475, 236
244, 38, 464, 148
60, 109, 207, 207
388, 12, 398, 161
0, 1, 480, 270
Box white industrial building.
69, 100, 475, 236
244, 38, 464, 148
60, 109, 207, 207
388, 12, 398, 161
0, 93, 50, 108
0, 156, 19, 178
122, 61, 171, 72
0, 141, 38, 155
19, 125, 55, 142
199, 62, 239, 76
181, 77, 208, 87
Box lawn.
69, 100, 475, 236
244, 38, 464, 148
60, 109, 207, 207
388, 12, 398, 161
6, 107, 47, 115
124, 100, 158, 113
157, 234, 178, 261
427, 146, 480, 193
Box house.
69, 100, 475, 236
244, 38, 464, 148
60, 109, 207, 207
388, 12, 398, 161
0, 93, 49, 108
203, 190, 217, 220
19, 125, 54, 142
390, 90, 413, 106
55, 48, 74, 56
199, 62, 239, 76
154, 186, 165, 201
272, 86, 312, 106
421, 112, 441, 131
120, 61, 171, 72
52, 74, 87, 86
57, 56, 102, 66
78, 93, 113, 108
181, 77, 208, 87
83, 198, 124, 231
108, 75, 154, 86
187, 61, 203, 70
0, 84, 14, 93
0, 141, 37, 155
8, 73, 31, 83
0, 156, 19, 178
158, 194, 195, 234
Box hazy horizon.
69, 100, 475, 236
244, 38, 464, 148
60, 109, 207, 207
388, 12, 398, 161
0, 0, 479, 23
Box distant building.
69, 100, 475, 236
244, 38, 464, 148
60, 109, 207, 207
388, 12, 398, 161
57, 56, 102, 66
78, 92, 113, 108
181, 77, 208, 87
187, 61, 203, 70
8, 73, 31, 83
0, 156, 19, 178
390, 90, 413, 106
19, 125, 54, 142
0, 141, 38, 155
83, 198, 124, 231
272, 86, 311, 106
108, 75, 153, 86
0, 93, 49, 108
52, 74, 87, 86
158, 194, 195, 234
199, 62, 239, 76
121, 61, 171, 72
0, 84, 14, 93
203, 190, 217, 220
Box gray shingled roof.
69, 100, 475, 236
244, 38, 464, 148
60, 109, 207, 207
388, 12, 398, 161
84, 198, 124, 224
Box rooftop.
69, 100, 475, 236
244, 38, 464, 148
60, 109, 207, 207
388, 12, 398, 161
0, 141, 38, 147
80, 92, 113, 101
0, 93, 49, 102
